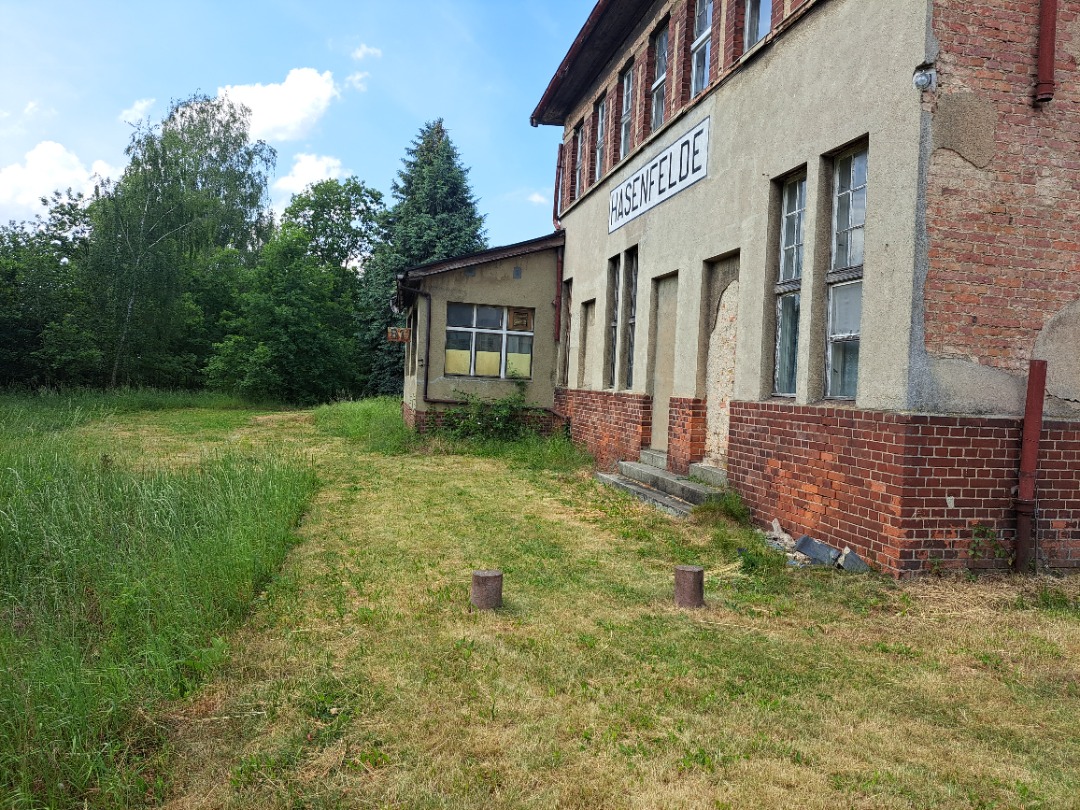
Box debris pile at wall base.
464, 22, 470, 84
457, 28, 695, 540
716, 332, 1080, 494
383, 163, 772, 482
765, 518, 872, 573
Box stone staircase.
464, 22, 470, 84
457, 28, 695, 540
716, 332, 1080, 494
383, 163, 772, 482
595, 451, 726, 517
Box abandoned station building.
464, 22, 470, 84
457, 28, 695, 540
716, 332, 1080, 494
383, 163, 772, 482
403, 0, 1080, 575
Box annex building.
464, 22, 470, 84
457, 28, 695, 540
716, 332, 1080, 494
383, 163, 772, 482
399, 232, 566, 433
528, 0, 1080, 575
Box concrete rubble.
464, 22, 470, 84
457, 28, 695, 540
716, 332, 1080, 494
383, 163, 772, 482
764, 519, 813, 567
765, 519, 872, 573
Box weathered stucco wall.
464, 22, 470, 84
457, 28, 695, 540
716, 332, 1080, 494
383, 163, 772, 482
559, 0, 930, 421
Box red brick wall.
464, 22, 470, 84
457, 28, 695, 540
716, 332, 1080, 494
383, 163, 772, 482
668, 396, 707, 475
403, 401, 565, 436
728, 401, 1080, 576
924, 0, 1080, 371
555, 387, 652, 471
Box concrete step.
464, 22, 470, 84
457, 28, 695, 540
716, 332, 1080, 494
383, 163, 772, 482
617, 461, 720, 506
595, 472, 694, 518
688, 462, 727, 488
639, 448, 667, 469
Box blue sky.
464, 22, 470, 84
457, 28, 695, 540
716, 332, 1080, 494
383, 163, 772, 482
0, 0, 594, 246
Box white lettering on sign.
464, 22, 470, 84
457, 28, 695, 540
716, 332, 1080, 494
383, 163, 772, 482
608, 117, 710, 233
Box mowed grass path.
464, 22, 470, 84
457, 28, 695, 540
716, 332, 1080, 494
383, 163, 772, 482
82, 401, 1080, 808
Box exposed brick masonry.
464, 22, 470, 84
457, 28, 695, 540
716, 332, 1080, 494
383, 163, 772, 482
402, 401, 565, 436
728, 401, 1080, 576
555, 388, 652, 471
924, 0, 1080, 371
667, 396, 707, 475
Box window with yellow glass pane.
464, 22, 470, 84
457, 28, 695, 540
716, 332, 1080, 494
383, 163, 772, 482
444, 303, 534, 379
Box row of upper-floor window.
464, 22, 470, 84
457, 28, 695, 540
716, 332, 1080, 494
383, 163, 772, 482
562, 142, 868, 401
566, 0, 779, 204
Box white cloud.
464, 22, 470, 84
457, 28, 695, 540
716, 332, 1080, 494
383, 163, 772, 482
119, 97, 155, 123
19, 100, 55, 121
351, 43, 382, 60
0, 141, 119, 221
527, 192, 547, 205
346, 72, 370, 92
219, 68, 339, 142
273, 153, 344, 198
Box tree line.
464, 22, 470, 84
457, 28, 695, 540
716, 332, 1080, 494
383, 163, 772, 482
0, 94, 486, 403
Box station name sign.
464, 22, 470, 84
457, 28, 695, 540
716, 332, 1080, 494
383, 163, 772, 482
609, 117, 710, 233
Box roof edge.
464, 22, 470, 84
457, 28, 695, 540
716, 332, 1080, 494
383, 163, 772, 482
401, 231, 566, 281
531, 0, 619, 127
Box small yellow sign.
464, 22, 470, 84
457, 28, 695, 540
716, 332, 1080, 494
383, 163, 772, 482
387, 327, 412, 343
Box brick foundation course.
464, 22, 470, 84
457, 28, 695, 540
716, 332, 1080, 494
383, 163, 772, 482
402, 401, 565, 435
555, 387, 652, 471
667, 397, 708, 475
728, 401, 1080, 576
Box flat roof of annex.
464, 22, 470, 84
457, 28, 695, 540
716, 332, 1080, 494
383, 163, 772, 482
531, 0, 654, 127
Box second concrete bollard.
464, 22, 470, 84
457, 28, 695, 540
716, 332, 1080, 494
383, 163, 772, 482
674, 565, 705, 608
471, 570, 503, 610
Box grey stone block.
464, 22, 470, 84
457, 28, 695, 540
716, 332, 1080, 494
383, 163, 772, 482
838, 547, 871, 573
794, 534, 841, 566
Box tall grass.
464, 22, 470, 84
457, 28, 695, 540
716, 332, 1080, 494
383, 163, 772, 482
314, 397, 593, 474
313, 397, 422, 455
0, 387, 252, 437
0, 395, 316, 806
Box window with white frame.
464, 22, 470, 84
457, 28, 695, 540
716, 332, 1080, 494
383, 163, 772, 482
619, 66, 634, 160
650, 25, 669, 131
744, 0, 773, 52
572, 123, 584, 200
594, 97, 607, 182
826, 147, 868, 399
445, 303, 534, 379
774, 174, 805, 396
691, 0, 713, 97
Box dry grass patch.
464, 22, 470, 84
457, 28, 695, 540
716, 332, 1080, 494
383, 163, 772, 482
45, 398, 1079, 809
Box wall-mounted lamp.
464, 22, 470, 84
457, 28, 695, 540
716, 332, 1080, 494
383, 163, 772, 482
913, 67, 937, 92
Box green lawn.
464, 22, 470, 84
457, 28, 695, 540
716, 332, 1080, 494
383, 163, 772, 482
3, 394, 1079, 808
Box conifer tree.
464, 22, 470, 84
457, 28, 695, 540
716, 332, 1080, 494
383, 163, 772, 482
359, 120, 487, 397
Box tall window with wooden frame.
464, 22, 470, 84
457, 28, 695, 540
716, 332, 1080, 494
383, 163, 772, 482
606, 255, 621, 389
622, 248, 639, 389
593, 96, 607, 182
774, 174, 805, 396
691, 0, 713, 97
650, 25, 669, 132
826, 146, 867, 399
619, 65, 634, 160
744, 0, 772, 52
572, 122, 584, 200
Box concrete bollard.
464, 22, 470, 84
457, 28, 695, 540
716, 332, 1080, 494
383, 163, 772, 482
674, 565, 705, 608
470, 570, 503, 610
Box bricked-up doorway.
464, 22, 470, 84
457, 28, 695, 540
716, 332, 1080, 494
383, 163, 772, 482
649, 273, 678, 452
704, 255, 739, 469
